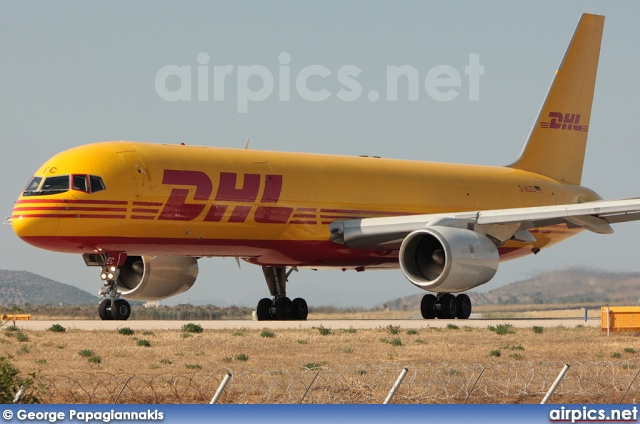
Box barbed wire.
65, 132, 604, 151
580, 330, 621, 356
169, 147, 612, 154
38, 360, 640, 404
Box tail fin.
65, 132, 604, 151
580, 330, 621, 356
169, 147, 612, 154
510, 13, 604, 185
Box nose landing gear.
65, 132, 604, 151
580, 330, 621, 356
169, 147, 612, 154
97, 265, 131, 321
83, 252, 132, 321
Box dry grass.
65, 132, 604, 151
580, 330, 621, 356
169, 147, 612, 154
2, 323, 640, 403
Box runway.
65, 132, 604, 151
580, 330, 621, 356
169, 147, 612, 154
7, 318, 600, 331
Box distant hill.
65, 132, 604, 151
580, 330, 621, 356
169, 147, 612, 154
379, 267, 640, 310
0, 270, 99, 306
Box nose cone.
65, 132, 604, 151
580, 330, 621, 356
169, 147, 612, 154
11, 204, 60, 249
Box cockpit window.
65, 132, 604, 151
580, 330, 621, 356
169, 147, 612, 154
41, 176, 70, 193
22, 174, 106, 196
72, 175, 89, 192
89, 175, 106, 193
24, 176, 42, 192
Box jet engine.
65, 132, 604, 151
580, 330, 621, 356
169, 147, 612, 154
399, 226, 499, 293
115, 255, 198, 301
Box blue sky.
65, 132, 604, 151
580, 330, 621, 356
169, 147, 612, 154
2, 1, 640, 307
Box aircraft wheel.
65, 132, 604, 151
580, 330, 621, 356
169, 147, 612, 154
420, 294, 437, 319
456, 294, 472, 319
292, 298, 308, 320
98, 299, 112, 321
439, 294, 458, 319
276, 297, 293, 320
256, 298, 272, 321
112, 299, 131, 320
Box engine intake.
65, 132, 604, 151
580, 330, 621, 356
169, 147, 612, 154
116, 255, 198, 301
399, 226, 499, 293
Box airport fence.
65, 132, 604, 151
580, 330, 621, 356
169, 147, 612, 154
38, 360, 640, 404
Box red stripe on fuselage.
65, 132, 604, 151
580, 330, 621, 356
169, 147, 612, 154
15, 199, 128, 205
13, 207, 127, 212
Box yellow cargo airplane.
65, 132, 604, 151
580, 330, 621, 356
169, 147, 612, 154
7, 13, 640, 321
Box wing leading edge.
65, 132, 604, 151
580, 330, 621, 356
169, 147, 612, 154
329, 198, 640, 249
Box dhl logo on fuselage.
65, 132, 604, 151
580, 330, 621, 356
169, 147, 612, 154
539, 111, 588, 132
158, 169, 292, 223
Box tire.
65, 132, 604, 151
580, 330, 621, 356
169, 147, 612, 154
276, 297, 293, 320
112, 299, 131, 320
256, 298, 272, 321
456, 294, 472, 319
98, 299, 112, 320
292, 298, 308, 320
439, 294, 458, 319
420, 294, 437, 319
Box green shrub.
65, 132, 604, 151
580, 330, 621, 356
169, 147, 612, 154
185, 364, 202, 370
387, 325, 400, 335
118, 327, 134, 336
533, 326, 544, 334
142, 331, 154, 336
0, 357, 41, 403
137, 339, 151, 347
260, 330, 275, 338
317, 325, 332, 336
48, 324, 65, 333
490, 350, 501, 357
509, 353, 524, 360
612, 352, 622, 359
181, 323, 203, 333
88, 356, 101, 364
78, 350, 94, 358
624, 347, 637, 354
494, 324, 515, 335
297, 339, 308, 344
303, 362, 324, 370
406, 329, 418, 335
160, 359, 172, 365
447, 323, 459, 330
16, 332, 29, 342
235, 353, 249, 362
390, 338, 402, 347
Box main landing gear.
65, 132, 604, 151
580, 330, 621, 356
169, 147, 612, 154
97, 266, 131, 321
420, 293, 472, 320
256, 266, 308, 321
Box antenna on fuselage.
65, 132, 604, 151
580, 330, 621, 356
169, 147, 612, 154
243, 138, 250, 150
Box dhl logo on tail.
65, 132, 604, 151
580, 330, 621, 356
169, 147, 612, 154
539, 112, 588, 132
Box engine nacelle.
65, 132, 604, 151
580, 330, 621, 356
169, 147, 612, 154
116, 256, 198, 301
399, 226, 499, 293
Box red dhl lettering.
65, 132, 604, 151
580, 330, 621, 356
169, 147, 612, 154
539, 111, 588, 132
157, 170, 290, 223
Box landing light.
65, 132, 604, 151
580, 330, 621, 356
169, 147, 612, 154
100, 273, 107, 280
109, 266, 116, 272
107, 273, 114, 280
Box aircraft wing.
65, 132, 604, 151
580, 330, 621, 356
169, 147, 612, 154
329, 198, 640, 248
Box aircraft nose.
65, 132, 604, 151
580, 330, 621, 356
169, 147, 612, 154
10, 205, 60, 245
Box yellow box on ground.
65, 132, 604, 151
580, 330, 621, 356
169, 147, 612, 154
2, 314, 32, 321
601, 306, 640, 332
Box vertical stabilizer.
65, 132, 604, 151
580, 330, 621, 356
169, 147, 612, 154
510, 14, 604, 185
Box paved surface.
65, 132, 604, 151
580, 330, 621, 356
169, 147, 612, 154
6, 318, 600, 331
